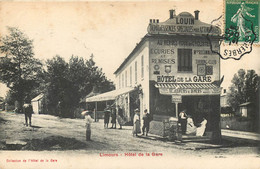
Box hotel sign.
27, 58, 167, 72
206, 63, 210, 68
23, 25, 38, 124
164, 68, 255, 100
147, 12, 221, 35
159, 88, 221, 96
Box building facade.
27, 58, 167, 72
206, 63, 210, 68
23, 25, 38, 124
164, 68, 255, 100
113, 9, 222, 140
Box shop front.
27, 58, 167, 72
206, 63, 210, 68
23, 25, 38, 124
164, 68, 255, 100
149, 82, 221, 140
146, 10, 222, 141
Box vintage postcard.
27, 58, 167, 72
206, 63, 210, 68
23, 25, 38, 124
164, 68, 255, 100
0, 0, 259, 169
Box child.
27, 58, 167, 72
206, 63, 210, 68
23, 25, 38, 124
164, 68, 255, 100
82, 110, 94, 141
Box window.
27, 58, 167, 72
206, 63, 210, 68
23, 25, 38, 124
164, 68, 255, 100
119, 74, 121, 89
122, 73, 124, 88
141, 55, 144, 78
125, 71, 127, 87
178, 49, 192, 72
130, 66, 132, 86
135, 61, 137, 83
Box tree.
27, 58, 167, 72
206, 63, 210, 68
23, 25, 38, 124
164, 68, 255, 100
0, 27, 42, 112
85, 54, 115, 94
44, 54, 115, 118
227, 69, 259, 113
44, 55, 73, 117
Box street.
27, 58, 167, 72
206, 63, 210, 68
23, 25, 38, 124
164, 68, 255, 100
0, 111, 259, 155
0, 111, 260, 169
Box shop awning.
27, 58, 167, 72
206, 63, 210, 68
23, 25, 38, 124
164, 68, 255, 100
155, 83, 221, 95
85, 87, 135, 102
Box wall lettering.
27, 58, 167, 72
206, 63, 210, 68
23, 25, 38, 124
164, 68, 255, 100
196, 59, 216, 64
150, 48, 174, 55
156, 75, 212, 83
151, 59, 175, 64
176, 17, 194, 25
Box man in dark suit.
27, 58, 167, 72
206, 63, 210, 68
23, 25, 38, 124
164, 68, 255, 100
23, 103, 33, 127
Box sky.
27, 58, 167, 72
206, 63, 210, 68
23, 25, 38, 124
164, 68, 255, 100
0, 0, 259, 98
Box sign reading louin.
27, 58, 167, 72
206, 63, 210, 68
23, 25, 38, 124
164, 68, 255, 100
147, 12, 221, 35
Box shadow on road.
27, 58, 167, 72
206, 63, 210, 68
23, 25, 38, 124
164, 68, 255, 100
30, 125, 42, 129
0, 117, 7, 123
23, 136, 87, 151
0, 136, 88, 151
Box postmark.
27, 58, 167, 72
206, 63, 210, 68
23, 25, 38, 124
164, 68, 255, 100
207, 0, 259, 60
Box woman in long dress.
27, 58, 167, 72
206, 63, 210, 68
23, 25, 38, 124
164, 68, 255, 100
132, 108, 141, 136
196, 118, 207, 136
104, 106, 110, 128
110, 107, 116, 129
186, 116, 197, 135
116, 105, 125, 129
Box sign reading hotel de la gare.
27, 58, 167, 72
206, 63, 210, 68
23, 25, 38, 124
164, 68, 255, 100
148, 12, 221, 95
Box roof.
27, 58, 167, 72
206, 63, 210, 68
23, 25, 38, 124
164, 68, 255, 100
85, 87, 135, 102
31, 94, 44, 102
239, 102, 253, 107
114, 35, 149, 75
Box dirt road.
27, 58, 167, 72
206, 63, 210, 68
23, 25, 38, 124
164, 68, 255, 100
0, 111, 259, 169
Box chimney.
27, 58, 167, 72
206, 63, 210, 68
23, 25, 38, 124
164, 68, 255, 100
169, 9, 175, 19
156, 19, 159, 23
194, 10, 200, 20
150, 19, 152, 23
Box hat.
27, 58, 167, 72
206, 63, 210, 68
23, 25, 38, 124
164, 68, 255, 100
134, 108, 139, 112
81, 110, 89, 116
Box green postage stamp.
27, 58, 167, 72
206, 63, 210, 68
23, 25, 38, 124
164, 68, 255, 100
225, 0, 259, 44
212, 0, 260, 60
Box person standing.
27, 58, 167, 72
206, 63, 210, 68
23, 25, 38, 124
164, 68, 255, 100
110, 107, 116, 129
104, 106, 111, 129
117, 105, 124, 129
142, 109, 151, 136
178, 109, 187, 134
23, 103, 33, 127
82, 110, 94, 141
132, 108, 141, 136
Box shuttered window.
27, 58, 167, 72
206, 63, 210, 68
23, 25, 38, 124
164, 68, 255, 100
178, 49, 192, 72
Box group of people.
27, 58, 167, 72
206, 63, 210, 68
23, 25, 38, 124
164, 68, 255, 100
178, 110, 207, 136
104, 105, 125, 129
132, 108, 151, 137
82, 106, 152, 141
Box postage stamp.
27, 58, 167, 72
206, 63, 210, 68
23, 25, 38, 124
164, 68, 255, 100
225, 0, 259, 43
208, 0, 259, 60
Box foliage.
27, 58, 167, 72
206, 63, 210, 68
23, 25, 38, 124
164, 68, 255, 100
227, 69, 259, 113
44, 54, 115, 118
0, 27, 43, 111
221, 106, 234, 114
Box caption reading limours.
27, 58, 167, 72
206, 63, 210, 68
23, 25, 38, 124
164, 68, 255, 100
99, 152, 163, 157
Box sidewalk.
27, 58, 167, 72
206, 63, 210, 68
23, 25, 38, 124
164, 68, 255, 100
221, 129, 260, 141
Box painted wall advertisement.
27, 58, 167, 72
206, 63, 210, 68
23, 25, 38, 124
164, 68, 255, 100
149, 37, 220, 84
